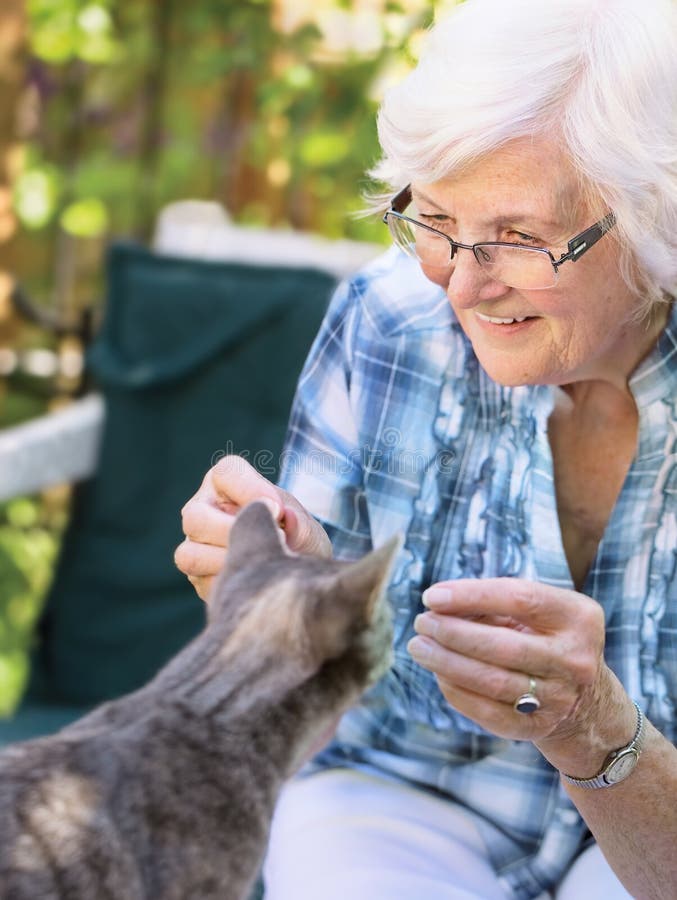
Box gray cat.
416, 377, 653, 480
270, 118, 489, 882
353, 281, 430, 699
0, 501, 399, 900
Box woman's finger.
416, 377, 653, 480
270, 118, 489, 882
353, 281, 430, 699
408, 635, 566, 741
281, 503, 332, 558
174, 539, 227, 578
412, 611, 580, 680
186, 574, 215, 603
407, 635, 539, 705
209, 456, 284, 519
181, 501, 236, 547
432, 678, 545, 742
424, 578, 604, 635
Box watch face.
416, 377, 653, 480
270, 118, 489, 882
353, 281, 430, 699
605, 749, 639, 784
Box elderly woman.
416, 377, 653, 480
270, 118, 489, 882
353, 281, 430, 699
175, 0, 677, 897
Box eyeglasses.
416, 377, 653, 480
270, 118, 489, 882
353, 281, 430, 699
383, 185, 616, 290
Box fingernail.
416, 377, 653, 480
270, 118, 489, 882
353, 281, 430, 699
260, 498, 281, 520
407, 636, 431, 662
422, 586, 452, 608
413, 613, 437, 637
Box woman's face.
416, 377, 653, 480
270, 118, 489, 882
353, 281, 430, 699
413, 138, 662, 389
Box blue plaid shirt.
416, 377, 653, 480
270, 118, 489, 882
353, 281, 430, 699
278, 247, 677, 900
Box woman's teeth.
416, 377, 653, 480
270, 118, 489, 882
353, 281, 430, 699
476, 313, 529, 325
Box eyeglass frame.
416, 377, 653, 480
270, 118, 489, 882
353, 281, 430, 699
382, 185, 616, 287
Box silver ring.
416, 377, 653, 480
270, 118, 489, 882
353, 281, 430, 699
513, 676, 541, 714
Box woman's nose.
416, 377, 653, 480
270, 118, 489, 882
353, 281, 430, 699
445, 248, 510, 308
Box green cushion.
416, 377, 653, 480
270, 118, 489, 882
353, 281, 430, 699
0, 701, 91, 746
0, 242, 334, 739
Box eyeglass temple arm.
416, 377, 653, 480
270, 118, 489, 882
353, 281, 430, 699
386, 185, 412, 217
555, 212, 616, 266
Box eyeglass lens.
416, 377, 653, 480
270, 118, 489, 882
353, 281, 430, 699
386, 213, 558, 290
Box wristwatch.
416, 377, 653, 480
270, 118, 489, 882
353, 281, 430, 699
561, 702, 645, 789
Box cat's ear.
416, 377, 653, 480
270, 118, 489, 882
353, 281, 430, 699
227, 501, 288, 570
336, 533, 403, 623
312, 533, 402, 659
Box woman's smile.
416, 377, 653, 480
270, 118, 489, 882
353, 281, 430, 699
415, 138, 663, 391
475, 311, 538, 326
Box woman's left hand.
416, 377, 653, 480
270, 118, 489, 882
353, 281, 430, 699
408, 577, 632, 763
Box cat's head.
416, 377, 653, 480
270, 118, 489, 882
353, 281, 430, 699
208, 501, 401, 692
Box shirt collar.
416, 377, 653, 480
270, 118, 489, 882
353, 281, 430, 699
629, 300, 677, 406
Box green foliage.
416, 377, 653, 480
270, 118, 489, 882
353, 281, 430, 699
28, 0, 122, 65
13, 161, 63, 230
15, 0, 451, 255
4, 0, 463, 717
60, 196, 108, 237
0, 498, 63, 717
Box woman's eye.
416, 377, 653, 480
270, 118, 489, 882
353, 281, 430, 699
419, 214, 454, 234
510, 231, 540, 244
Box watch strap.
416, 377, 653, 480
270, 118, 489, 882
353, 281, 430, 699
561, 702, 645, 789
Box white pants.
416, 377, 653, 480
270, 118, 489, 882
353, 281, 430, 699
262, 769, 634, 900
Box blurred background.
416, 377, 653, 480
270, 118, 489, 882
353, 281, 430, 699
0, 0, 459, 717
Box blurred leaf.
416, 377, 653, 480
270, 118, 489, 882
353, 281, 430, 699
5, 498, 39, 530
77, 2, 111, 36
284, 64, 314, 90
29, 0, 122, 64
70, 154, 137, 203
60, 197, 109, 237
299, 130, 352, 168
77, 4, 122, 63
0, 509, 62, 717
13, 165, 63, 229
0, 653, 29, 718
0, 542, 29, 597
30, 9, 78, 63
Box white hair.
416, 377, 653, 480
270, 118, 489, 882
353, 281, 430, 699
374, 0, 677, 311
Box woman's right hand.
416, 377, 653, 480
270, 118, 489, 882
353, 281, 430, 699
174, 455, 332, 602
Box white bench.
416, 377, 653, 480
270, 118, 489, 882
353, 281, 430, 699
0, 202, 380, 501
